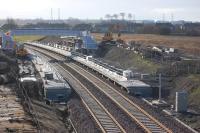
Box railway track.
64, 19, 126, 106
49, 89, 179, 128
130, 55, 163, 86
29, 48, 125, 133
65, 63, 172, 133
26, 45, 173, 133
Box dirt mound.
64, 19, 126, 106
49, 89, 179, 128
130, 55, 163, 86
93, 33, 200, 56
0, 52, 18, 84
30, 100, 69, 133
96, 45, 160, 73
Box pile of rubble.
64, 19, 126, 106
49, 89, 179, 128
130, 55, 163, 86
0, 84, 37, 132
0, 51, 37, 132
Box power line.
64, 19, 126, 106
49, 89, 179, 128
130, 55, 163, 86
58, 8, 60, 20
51, 8, 53, 21
162, 13, 165, 22
171, 13, 174, 22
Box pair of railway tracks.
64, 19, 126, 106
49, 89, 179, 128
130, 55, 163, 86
26, 45, 172, 133
29, 48, 125, 133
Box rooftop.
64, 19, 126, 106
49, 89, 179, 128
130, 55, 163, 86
119, 80, 151, 88
44, 80, 70, 89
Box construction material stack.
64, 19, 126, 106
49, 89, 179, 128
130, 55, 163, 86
16, 43, 28, 57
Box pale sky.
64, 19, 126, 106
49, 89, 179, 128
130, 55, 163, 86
0, 0, 200, 21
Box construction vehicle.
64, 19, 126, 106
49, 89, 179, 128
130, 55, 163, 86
16, 44, 28, 57
102, 32, 115, 44
101, 24, 126, 45
116, 32, 125, 44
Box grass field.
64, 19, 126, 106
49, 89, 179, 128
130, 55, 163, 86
188, 75, 200, 106
14, 35, 44, 42
100, 46, 161, 73
92, 33, 200, 55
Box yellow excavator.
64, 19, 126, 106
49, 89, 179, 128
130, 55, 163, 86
101, 24, 125, 45
102, 32, 115, 44
116, 32, 125, 44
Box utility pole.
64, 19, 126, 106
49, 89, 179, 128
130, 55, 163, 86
159, 73, 162, 101
58, 8, 60, 20
133, 14, 135, 23
51, 8, 53, 22
162, 13, 165, 22
171, 13, 174, 23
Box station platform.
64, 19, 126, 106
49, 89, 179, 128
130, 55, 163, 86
26, 42, 152, 97
30, 50, 71, 103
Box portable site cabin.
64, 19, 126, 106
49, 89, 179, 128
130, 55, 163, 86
43, 80, 71, 103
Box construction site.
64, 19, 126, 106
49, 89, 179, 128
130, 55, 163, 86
0, 26, 199, 132
0, 1, 200, 132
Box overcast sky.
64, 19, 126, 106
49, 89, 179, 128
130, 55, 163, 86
0, 0, 199, 21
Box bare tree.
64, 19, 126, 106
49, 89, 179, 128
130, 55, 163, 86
105, 14, 111, 20
132, 14, 136, 22
110, 15, 114, 20
127, 13, 133, 32
113, 14, 118, 20
1, 18, 18, 31
120, 12, 126, 20
128, 13, 132, 21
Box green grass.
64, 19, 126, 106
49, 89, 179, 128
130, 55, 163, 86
103, 46, 161, 73
190, 87, 200, 105
188, 74, 200, 82
13, 35, 45, 42
172, 74, 200, 131
133, 54, 161, 73
186, 74, 200, 106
